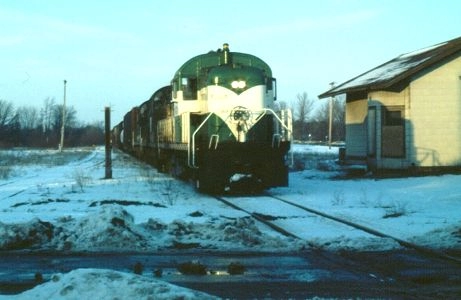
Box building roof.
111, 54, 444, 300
318, 36, 461, 99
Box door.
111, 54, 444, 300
367, 107, 376, 157
381, 106, 405, 158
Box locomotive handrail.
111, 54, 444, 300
272, 134, 281, 148
189, 112, 214, 168
266, 108, 294, 167
263, 108, 293, 141
209, 134, 219, 150
189, 109, 293, 168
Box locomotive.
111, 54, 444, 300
112, 44, 292, 193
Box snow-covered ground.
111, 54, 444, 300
0, 268, 218, 300
1, 144, 460, 298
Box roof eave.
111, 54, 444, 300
318, 86, 370, 99
318, 36, 461, 99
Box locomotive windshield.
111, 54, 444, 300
172, 76, 197, 100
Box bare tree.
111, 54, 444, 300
40, 97, 55, 134
0, 98, 103, 147
332, 96, 346, 141
0, 100, 20, 146
16, 106, 39, 129
315, 97, 345, 141
276, 100, 288, 110
52, 104, 78, 132
292, 92, 314, 140
0, 99, 15, 129
294, 92, 314, 124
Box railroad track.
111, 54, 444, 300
213, 195, 301, 240
213, 193, 461, 265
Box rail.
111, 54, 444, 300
269, 194, 461, 264
213, 196, 301, 239
213, 193, 461, 265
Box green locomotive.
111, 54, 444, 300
113, 44, 292, 193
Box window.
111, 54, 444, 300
182, 77, 197, 100
381, 106, 405, 158
172, 77, 197, 100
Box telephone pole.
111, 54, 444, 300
328, 82, 335, 149
104, 106, 112, 179
59, 80, 67, 152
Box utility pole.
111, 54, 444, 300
104, 106, 112, 179
59, 80, 67, 152
328, 82, 335, 149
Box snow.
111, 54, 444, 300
273, 169, 461, 249
0, 268, 218, 300
331, 56, 431, 91
1, 145, 460, 298
325, 40, 448, 95
399, 41, 448, 58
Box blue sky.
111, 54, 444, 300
1, 0, 460, 124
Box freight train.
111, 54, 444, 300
112, 43, 292, 193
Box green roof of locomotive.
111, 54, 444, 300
172, 44, 272, 82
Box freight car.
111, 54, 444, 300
113, 43, 292, 193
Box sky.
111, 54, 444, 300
1, 0, 460, 124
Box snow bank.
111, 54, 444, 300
53, 205, 148, 251
0, 268, 218, 300
0, 218, 53, 250
0, 205, 292, 252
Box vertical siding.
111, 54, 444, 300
409, 56, 461, 167
345, 98, 368, 158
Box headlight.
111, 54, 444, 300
231, 80, 246, 89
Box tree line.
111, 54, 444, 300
1, 92, 344, 148
287, 92, 345, 143
0, 98, 104, 148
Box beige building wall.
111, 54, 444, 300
368, 90, 407, 106
409, 56, 461, 167
345, 55, 461, 169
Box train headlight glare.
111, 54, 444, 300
231, 80, 246, 89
